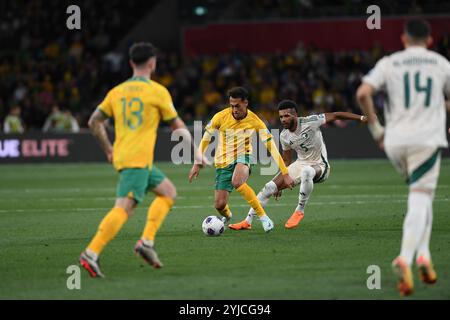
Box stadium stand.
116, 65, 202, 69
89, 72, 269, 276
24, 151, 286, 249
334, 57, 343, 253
1, 0, 449, 130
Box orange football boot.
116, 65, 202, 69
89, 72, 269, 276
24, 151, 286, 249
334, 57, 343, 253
392, 256, 414, 296
229, 220, 252, 230
416, 256, 437, 284
285, 211, 305, 229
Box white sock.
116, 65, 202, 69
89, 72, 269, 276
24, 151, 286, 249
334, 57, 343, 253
416, 193, 434, 261
295, 166, 315, 213
142, 239, 154, 247
246, 181, 277, 225
86, 249, 98, 261
400, 191, 431, 265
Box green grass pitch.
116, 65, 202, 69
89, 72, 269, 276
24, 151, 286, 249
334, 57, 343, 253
0, 159, 449, 299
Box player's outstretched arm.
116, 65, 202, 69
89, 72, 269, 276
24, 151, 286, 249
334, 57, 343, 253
88, 109, 113, 162
324, 112, 367, 123
356, 82, 385, 149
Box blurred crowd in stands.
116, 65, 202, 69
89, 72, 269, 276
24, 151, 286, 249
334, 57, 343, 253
4, 37, 450, 134
1, 0, 450, 133
154, 43, 386, 127
0, 0, 156, 133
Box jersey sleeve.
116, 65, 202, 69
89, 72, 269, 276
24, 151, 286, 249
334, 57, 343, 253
362, 57, 389, 91
98, 91, 114, 118
206, 113, 222, 132
255, 118, 273, 142
302, 114, 326, 129
159, 87, 178, 122
202, 113, 220, 142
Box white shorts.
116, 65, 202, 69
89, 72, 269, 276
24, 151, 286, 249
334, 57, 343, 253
287, 160, 330, 186
384, 145, 442, 191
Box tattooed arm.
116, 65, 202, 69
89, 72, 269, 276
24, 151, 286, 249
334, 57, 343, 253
88, 109, 113, 162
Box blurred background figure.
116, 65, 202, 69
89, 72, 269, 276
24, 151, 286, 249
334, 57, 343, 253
3, 105, 24, 134
42, 105, 65, 132
63, 109, 81, 133
42, 105, 79, 133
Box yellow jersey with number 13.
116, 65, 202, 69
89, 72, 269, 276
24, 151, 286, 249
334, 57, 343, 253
98, 76, 178, 171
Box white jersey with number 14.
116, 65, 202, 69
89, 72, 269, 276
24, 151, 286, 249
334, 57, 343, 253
363, 46, 450, 148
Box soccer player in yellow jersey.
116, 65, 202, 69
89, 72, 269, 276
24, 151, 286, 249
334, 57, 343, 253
80, 43, 196, 277
189, 87, 294, 232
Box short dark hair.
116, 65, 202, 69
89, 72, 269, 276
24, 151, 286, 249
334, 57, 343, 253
129, 42, 157, 66
277, 100, 298, 112
405, 19, 431, 41
227, 87, 249, 101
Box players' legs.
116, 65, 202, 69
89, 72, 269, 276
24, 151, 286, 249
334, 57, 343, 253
232, 162, 273, 231
245, 173, 286, 225
232, 163, 262, 217
136, 167, 176, 269
81, 196, 135, 277
416, 191, 434, 261
214, 189, 232, 221
141, 166, 176, 247
85, 197, 135, 259
411, 151, 441, 264
284, 164, 325, 229
294, 165, 320, 214
214, 165, 234, 221
387, 145, 440, 294
399, 190, 430, 265
140, 178, 176, 247
385, 145, 414, 294
415, 190, 438, 284
85, 168, 152, 259
231, 162, 250, 188
398, 148, 440, 266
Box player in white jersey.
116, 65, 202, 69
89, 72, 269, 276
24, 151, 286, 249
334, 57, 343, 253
357, 19, 450, 296
229, 100, 367, 230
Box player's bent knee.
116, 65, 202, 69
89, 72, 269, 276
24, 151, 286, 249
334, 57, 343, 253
231, 180, 243, 189
165, 183, 177, 201
301, 166, 316, 181
115, 197, 136, 216
154, 178, 177, 200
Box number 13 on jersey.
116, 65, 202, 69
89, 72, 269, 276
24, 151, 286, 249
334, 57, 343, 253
121, 97, 144, 129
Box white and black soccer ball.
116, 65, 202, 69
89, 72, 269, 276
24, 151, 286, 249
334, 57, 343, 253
202, 216, 224, 236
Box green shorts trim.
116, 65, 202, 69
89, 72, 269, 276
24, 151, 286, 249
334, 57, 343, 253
215, 155, 252, 192
116, 166, 166, 203
407, 149, 441, 185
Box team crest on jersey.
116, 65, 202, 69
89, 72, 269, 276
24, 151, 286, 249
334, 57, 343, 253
301, 132, 309, 139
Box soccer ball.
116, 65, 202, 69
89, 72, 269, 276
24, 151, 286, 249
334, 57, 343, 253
202, 216, 224, 236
